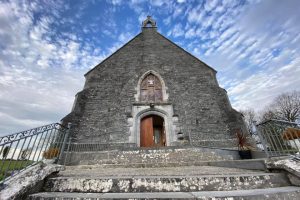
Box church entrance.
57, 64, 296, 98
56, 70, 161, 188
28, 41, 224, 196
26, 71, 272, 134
140, 115, 165, 147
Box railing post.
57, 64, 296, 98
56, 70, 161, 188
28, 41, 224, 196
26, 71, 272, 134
58, 123, 71, 164
63, 139, 72, 166
255, 123, 270, 158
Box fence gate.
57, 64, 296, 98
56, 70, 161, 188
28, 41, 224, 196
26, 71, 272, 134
256, 119, 300, 157
0, 123, 70, 184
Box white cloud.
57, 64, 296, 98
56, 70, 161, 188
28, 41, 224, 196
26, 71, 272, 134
150, 0, 164, 7
0, 1, 107, 135
163, 16, 171, 25
228, 57, 300, 111
204, 0, 218, 12
172, 4, 184, 18
200, 1, 300, 113
110, 0, 122, 6
184, 27, 196, 39
170, 23, 184, 37
187, 5, 205, 24
1, 0, 300, 135
118, 32, 134, 43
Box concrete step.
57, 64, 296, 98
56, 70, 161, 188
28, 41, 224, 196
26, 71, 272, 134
44, 166, 289, 193
29, 186, 300, 199
60, 165, 265, 177
97, 159, 267, 171
62, 146, 239, 166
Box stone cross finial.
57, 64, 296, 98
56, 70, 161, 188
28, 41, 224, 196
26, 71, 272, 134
142, 16, 157, 28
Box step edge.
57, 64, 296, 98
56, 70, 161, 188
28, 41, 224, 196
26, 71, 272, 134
29, 186, 300, 198
50, 172, 284, 179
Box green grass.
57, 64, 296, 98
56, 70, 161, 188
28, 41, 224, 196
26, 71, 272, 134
0, 160, 34, 181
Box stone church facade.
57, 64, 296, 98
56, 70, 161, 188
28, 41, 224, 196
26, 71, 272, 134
62, 17, 247, 149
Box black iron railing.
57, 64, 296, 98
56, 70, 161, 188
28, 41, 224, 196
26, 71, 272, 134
256, 119, 300, 157
0, 123, 70, 183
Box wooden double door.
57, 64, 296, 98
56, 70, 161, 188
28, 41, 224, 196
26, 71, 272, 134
140, 115, 166, 147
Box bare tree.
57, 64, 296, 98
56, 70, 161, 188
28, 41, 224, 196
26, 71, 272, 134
240, 109, 256, 135
260, 91, 299, 123
259, 109, 278, 122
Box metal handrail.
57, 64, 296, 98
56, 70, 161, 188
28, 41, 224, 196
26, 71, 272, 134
0, 123, 70, 185
256, 119, 300, 126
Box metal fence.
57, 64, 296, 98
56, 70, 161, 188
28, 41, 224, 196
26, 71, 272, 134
0, 123, 70, 183
255, 119, 300, 157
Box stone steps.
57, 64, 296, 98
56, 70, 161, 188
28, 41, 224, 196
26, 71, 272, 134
59, 165, 265, 177
40, 165, 290, 194
28, 148, 300, 199
62, 146, 239, 166
44, 173, 290, 193
96, 159, 267, 171
28, 161, 300, 199
29, 186, 300, 199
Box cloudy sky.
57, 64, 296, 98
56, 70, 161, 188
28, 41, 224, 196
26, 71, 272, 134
0, 0, 299, 135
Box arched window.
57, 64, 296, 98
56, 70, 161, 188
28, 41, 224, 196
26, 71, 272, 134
140, 73, 163, 102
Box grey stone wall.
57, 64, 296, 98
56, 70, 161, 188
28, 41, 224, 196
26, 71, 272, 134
62, 27, 247, 148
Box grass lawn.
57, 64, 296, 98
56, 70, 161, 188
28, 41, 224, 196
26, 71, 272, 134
0, 160, 34, 181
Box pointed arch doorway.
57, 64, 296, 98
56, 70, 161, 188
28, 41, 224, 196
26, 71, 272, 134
140, 115, 166, 147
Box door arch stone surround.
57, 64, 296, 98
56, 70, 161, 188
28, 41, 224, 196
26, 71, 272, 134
128, 105, 179, 147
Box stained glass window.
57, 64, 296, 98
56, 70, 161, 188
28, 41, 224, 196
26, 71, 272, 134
140, 74, 163, 102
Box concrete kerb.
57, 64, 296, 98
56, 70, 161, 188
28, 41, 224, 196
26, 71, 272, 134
206, 159, 267, 171
266, 157, 300, 186
0, 160, 65, 200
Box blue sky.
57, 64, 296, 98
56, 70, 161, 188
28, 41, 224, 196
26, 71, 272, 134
0, 0, 300, 135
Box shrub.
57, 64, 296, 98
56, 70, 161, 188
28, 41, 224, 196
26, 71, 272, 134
236, 130, 254, 151
43, 148, 60, 159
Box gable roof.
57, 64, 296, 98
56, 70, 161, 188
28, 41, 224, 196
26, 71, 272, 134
85, 29, 217, 76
